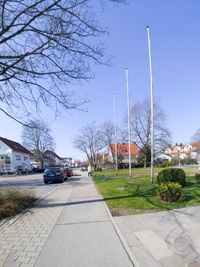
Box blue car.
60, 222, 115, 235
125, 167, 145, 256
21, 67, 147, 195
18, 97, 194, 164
43, 167, 66, 184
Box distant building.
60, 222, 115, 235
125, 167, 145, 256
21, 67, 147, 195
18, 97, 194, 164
43, 150, 62, 167
0, 137, 32, 173
155, 151, 173, 162
62, 157, 73, 167
164, 143, 200, 161
108, 143, 138, 164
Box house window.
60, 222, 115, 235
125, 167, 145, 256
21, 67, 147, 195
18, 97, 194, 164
5, 156, 11, 164
1, 156, 4, 159
15, 155, 20, 160
24, 156, 28, 161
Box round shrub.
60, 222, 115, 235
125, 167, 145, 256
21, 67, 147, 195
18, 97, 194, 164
157, 168, 186, 187
195, 173, 200, 184
158, 182, 182, 202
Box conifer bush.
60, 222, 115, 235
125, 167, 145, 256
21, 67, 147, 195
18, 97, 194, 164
157, 168, 186, 187
158, 182, 182, 202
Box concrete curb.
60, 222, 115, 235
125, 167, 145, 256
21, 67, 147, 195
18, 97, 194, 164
0, 183, 64, 227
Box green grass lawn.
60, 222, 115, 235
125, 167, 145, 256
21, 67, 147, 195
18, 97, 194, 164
93, 167, 200, 216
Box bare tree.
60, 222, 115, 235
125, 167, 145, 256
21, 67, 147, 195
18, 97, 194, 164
21, 119, 55, 167
73, 122, 105, 170
0, 0, 124, 124
101, 120, 115, 146
192, 128, 200, 143
128, 98, 171, 167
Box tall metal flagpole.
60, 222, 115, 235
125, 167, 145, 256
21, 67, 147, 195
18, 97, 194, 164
146, 26, 154, 184
113, 93, 118, 174
125, 68, 132, 178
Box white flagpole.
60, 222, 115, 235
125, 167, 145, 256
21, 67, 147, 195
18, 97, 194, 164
113, 93, 118, 173
125, 68, 132, 178
146, 26, 154, 184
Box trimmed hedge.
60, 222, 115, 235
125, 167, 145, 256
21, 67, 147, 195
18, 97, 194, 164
158, 182, 182, 202
157, 168, 186, 187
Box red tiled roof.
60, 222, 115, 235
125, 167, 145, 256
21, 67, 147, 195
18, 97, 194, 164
110, 143, 138, 156
0, 137, 31, 155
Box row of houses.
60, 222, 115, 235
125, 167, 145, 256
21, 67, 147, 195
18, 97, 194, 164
164, 143, 200, 160
1, 135, 199, 173
0, 136, 70, 173
101, 142, 200, 166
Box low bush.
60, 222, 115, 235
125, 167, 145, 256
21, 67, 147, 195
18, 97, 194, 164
157, 168, 186, 187
158, 182, 182, 202
0, 189, 37, 220
159, 160, 171, 168
195, 173, 200, 184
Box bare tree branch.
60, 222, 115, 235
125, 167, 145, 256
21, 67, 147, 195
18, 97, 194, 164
0, 0, 123, 122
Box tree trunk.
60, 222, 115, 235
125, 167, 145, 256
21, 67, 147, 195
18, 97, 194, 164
144, 155, 147, 168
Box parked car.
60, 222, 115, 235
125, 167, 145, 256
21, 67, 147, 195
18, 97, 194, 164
64, 167, 73, 178
43, 167, 66, 184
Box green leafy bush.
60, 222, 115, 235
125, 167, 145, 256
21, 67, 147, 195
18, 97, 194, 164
158, 182, 182, 202
157, 168, 186, 187
195, 173, 200, 184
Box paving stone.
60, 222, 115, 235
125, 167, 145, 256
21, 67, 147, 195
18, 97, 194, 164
0, 184, 68, 266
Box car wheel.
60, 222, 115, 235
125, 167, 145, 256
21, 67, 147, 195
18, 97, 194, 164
44, 180, 48, 184
60, 178, 64, 183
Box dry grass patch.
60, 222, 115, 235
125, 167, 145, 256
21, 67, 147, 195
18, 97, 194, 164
0, 189, 37, 220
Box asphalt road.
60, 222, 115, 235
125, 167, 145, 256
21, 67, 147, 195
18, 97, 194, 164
0, 173, 63, 198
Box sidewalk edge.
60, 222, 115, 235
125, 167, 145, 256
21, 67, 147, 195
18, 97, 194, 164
102, 199, 140, 267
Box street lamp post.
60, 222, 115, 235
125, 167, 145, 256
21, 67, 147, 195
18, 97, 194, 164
113, 93, 118, 174
146, 26, 154, 184
125, 68, 132, 178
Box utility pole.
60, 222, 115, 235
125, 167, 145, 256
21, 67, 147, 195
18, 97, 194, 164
113, 93, 118, 174
125, 68, 132, 178
146, 26, 154, 184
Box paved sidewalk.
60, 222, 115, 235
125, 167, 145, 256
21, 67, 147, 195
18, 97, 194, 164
35, 174, 133, 267
0, 173, 134, 267
115, 206, 200, 267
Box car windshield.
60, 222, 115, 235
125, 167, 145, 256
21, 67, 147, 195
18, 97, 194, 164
44, 168, 61, 174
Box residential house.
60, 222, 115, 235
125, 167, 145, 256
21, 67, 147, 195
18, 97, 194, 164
43, 150, 62, 168
0, 137, 32, 173
155, 152, 173, 163
108, 143, 138, 164
164, 143, 199, 160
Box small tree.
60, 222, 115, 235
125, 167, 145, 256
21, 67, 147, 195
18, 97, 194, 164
73, 123, 105, 170
128, 98, 171, 167
21, 120, 55, 168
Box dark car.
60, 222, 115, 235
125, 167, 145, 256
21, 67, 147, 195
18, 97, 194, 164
43, 167, 66, 184
64, 167, 73, 179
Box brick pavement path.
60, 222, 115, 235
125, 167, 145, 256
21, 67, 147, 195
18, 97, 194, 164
0, 184, 71, 267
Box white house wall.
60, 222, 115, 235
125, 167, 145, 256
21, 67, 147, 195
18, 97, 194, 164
0, 141, 12, 172
11, 151, 31, 172
0, 140, 31, 173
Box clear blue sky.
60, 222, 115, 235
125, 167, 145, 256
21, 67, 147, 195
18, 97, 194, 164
1, 0, 200, 160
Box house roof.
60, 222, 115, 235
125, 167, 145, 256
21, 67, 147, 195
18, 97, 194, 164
0, 137, 31, 155
44, 150, 62, 160
156, 152, 172, 157
110, 143, 138, 156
